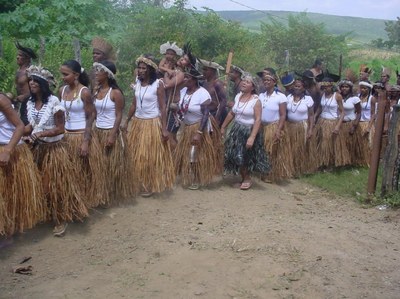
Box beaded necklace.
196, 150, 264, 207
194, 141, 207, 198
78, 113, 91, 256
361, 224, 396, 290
138, 83, 149, 109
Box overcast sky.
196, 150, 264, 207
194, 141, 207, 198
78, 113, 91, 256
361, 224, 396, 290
186, 0, 400, 20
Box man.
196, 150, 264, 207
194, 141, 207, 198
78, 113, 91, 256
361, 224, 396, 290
359, 65, 372, 82
15, 42, 37, 125
310, 58, 324, 82
227, 65, 244, 108
199, 59, 227, 126
381, 67, 391, 92
280, 72, 295, 95
90, 37, 115, 92
302, 70, 321, 114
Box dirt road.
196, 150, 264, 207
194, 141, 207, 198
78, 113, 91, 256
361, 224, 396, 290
1, 177, 399, 299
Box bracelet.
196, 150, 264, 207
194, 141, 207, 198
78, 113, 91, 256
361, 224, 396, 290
197, 130, 203, 135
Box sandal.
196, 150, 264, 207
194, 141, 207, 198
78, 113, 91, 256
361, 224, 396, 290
141, 192, 154, 198
53, 223, 68, 237
240, 181, 252, 190
188, 183, 199, 190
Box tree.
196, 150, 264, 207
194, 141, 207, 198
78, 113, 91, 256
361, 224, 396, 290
260, 13, 348, 74
384, 17, 400, 47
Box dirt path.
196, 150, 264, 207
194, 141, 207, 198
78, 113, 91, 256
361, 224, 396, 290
1, 177, 399, 299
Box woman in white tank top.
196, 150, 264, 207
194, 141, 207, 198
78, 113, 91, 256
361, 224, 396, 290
92, 60, 135, 204
122, 56, 174, 196
221, 73, 270, 190
0, 92, 45, 236
25, 65, 88, 237
59, 60, 100, 208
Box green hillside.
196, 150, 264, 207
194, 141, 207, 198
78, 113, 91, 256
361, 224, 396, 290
216, 10, 388, 43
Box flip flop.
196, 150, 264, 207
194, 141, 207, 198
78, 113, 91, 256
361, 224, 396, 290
188, 184, 199, 190
240, 181, 252, 190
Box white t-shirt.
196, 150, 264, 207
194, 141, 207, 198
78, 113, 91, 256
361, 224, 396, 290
286, 94, 314, 122
179, 86, 211, 125
343, 96, 361, 121
135, 79, 160, 119
27, 95, 65, 142
259, 90, 287, 123
232, 93, 260, 126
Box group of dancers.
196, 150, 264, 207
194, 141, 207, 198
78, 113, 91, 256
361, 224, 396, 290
1, 38, 400, 237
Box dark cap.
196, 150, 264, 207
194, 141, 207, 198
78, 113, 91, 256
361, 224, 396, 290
281, 73, 295, 87
302, 70, 314, 79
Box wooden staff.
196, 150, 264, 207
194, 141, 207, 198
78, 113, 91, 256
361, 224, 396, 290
224, 49, 234, 89
338, 54, 343, 79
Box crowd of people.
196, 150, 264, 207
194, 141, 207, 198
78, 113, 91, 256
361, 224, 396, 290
1, 38, 400, 237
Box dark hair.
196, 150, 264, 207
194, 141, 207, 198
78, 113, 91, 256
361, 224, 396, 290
15, 41, 37, 59
98, 60, 123, 94
137, 60, 158, 85
62, 59, 89, 87
29, 76, 52, 104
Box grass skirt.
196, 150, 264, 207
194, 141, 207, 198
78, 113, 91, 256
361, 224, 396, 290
127, 118, 175, 193
92, 128, 135, 204
0, 144, 45, 236
262, 123, 294, 181
315, 119, 336, 168
64, 131, 104, 208
286, 121, 317, 176
358, 122, 373, 166
224, 122, 270, 175
32, 141, 88, 224
334, 122, 353, 167
174, 120, 222, 187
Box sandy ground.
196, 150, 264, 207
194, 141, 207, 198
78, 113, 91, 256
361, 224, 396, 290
0, 177, 400, 299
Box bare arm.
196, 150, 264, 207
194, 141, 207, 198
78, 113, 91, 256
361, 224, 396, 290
275, 102, 287, 141
214, 80, 227, 122
246, 100, 262, 149
106, 89, 124, 147
0, 95, 24, 165
157, 82, 169, 141
221, 111, 235, 136
307, 106, 315, 138
163, 71, 184, 90
192, 99, 211, 146
334, 93, 345, 134
34, 110, 65, 139
80, 88, 96, 155
350, 102, 362, 135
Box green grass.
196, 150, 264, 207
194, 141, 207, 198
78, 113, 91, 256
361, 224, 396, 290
300, 166, 379, 203
301, 166, 400, 207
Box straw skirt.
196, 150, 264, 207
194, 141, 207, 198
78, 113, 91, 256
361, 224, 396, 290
0, 144, 45, 236
127, 117, 175, 193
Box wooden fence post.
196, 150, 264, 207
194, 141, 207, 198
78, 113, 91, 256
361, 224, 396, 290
381, 104, 400, 196
367, 91, 387, 200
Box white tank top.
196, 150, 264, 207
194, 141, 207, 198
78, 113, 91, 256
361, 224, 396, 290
232, 93, 259, 126
0, 108, 22, 145
320, 92, 339, 120
60, 86, 88, 130
95, 88, 115, 129
360, 94, 373, 122
134, 79, 160, 119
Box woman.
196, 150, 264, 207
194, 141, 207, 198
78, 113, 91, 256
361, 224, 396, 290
338, 80, 362, 166
25, 65, 88, 236
162, 43, 196, 150
0, 92, 44, 236
259, 71, 293, 182
358, 80, 375, 165
122, 56, 174, 197
221, 73, 270, 189
92, 60, 134, 204
286, 79, 315, 175
174, 67, 223, 190
314, 77, 345, 168
59, 60, 99, 207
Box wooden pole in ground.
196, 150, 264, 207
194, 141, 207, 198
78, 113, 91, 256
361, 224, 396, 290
367, 90, 387, 200
381, 104, 400, 195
